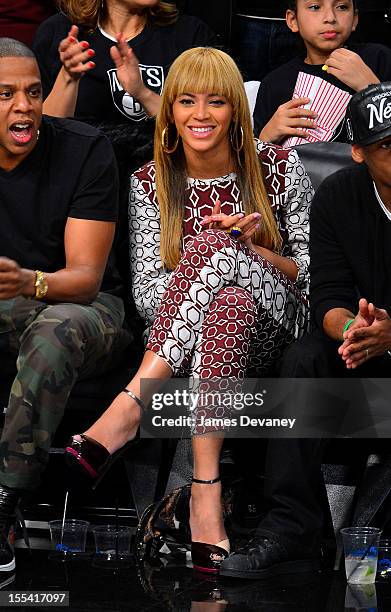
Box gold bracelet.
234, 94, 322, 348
34, 270, 48, 299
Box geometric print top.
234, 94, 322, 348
129, 140, 314, 325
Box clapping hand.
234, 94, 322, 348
338, 298, 391, 368
110, 33, 144, 99
58, 25, 95, 81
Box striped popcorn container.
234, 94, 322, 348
282, 71, 352, 148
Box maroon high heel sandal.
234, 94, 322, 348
65, 388, 146, 490
190, 476, 230, 574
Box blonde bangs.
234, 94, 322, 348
164, 48, 242, 115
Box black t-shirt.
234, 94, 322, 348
254, 43, 391, 142
0, 115, 121, 295
33, 12, 215, 123
310, 164, 391, 330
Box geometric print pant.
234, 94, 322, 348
146, 230, 309, 433
0, 292, 130, 491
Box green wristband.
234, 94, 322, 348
342, 318, 355, 338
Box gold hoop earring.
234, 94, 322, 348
230, 124, 244, 153
161, 125, 179, 154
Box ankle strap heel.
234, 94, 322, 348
190, 475, 229, 574
121, 388, 147, 413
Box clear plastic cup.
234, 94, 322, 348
344, 583, 377, 611
92, 525, 132, 565
49, 519, 89, 556
341, 527, 381, 584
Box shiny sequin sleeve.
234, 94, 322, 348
128, 164, 172, 323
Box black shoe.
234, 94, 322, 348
0, 485, 20, 574
219, 536, 320, 579
65, 388, 145, 490
0, 523, 15, 573
190, 477, 230, 574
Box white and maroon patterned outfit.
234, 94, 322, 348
129, 141, 313, 430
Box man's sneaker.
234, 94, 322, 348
220, 536, 321, 579
0, 485, 20, 574
0, 523, 15, 572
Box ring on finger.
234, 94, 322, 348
227, 226, 242, 238
366, 348, 369, 358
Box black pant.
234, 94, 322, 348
256, 333, 391, 550
255, 438, 327, 553
280, 331, 391, 378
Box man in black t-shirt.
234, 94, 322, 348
0, 38, 131, 578
220, 82, 391, 579
290, 82, 391, 374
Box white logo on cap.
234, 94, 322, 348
346, 118, 354, 141
367, 98, 391, 129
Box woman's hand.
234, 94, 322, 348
200, 207, 261, 249
58, 25, 95, 81
259, 98, 318, 143
325, 49, 380, 92
110, 33, 160, 116
110, 33, 145, 99
201, 203, 298, 281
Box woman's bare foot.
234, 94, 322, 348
83, 391, 142, 454
189, 480, 228, 547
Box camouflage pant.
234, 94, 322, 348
0, 293, 130, 491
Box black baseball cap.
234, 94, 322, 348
346, 82, 391, 146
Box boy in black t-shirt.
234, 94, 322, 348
0, 38, 131, 579
254, 0, 391, 143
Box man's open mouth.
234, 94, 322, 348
9, 122, 34, 145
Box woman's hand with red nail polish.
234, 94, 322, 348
58, 25, 96, 81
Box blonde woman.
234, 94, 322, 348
66, 47, 313, 574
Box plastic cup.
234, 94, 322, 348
341, 527, 381, 584
344, 583, 377, 611
49, 519, 89, 556
92, 525, 132, 567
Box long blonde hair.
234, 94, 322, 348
57, 0, 178, 32
155, 47, 281, 270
